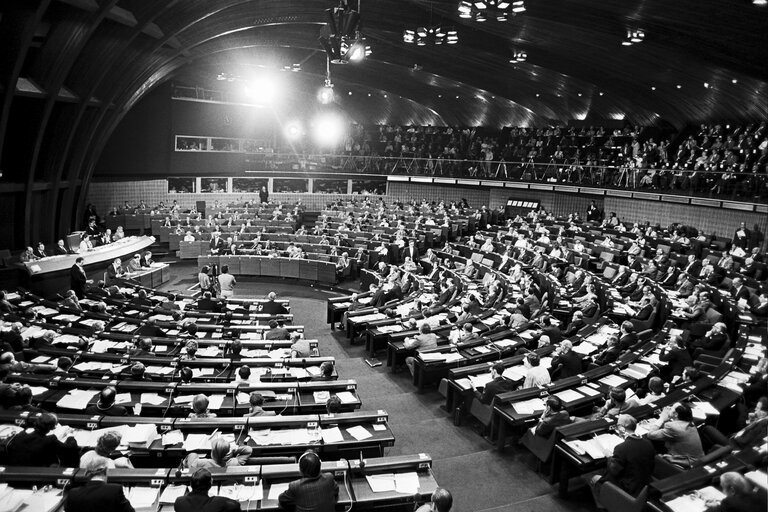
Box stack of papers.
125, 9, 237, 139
573, 343, 598, 355
140, 393, 166, 405
511, 398, 546, 415
159, 485, 187, 504
599, 374, 628, 387
502, 366, 527, 381
267, 483, 290, 500
365, 472, 420, 494
123, 424, 158, 446
183, 433, 213, 451
217, 483, 264, 502
554, 389, 584, 403
313, 391, 330, 404
335, 391, 357, 404
620, 363, 653, 380
569, 433, 624, 459
124, 486, 160, 511
690, 401, 720, 420
162, 430, 184, 446
320, 427, 344, 443
468, 373, 494, 389
346, 425, 372, 441
56, 389, 99, 410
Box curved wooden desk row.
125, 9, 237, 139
0, 454, 438, 512
550, 348, 751, 497
0, 409, 389, 456
197, 255, 343, 285
18, 236, 156, 275
10, 373, 359, 415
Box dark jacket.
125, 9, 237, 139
66, 481, 134, 512
602, 435, 656, 497
70, 264, 88, 298
551, 351, 583, 378
265, 327, 290, 340
278, 473, 339, 512
6, 430, 79, 467
174, 490, 239, 512
261, 300, 288, 315
535, 409, 572, 437
478, 376, 517, 405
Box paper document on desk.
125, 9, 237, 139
336, 391, 357, 404
502, 366, 527, 382
443, 352, 464, 363
125, 486, 160, 509
313, 391, 330, 404
468, 373, 494, 389
219, 483, 264, 502
57, 389, 98, 410
53, 334, 82, 346
664, 494, 707, 512
599, 374, 627, 387
512, 398, 546, 415
620, 363, 653, 380
576, 385, 600, 397
124, 424, 158, 446
27, 386, 49, 396
8, 489, 63, 512
745, 470, 768, 491
159, 484, 187, 504
145, 365, 174, 375
321, 426, 344, 443
140, 393, 166, 405
183, 433, 212, 451
114, 392, 132, 405
366, 473, 397, 492
174, 395, 196, 404
394, 472, 420, 494
162, 430, 184, 446
196, 346, 220, 357
690, 401, 720, 420
346, 425, 372, 441
573, 343, 598, 355
455, 378, 472, 391
494, 339, 516, 348
207, 395, 225, 410
554, 389, 584, 403
191, 368, 214, 378
267, 482, 290, 500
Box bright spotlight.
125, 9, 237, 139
313, 113, 345, 147
284, 121, 303, 140
250, 76, 277, 102
318, 83, 335, 104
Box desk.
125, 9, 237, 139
19, 236, 156, 275
199, 256, 340, 285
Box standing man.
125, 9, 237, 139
278, 451, 338, 512
70, 257, 91, 299
218, 265, 236, 298
259, 185, 269, 204
732, 222, 750, 250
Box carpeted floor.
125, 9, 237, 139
158, 266, 597, 512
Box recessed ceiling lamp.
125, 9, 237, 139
622, 28, 645, 46
459, 0, 522, 21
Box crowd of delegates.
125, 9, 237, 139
348, 196, 766, 509
321, 122, 768, 198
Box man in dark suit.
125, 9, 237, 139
278, 451, 338, 512
435, 278, 457, 306
402, 239, 420, 262
538, 315, 563, 344
590, 414, 655, 508
659, 266, 678, 288
85, 387, 128, 416
618, 321, 639, 351
658, 335, 692, 382
70, 257, 90, 299
7, 413, 79, 468
65, 457, 134, 512
209, 232, 224, 255
106, 257, 125, 284
633, 297, 654, 322
680, 254, 702, 277
197, 291, 222, 313
732, 222, 751, 249
174, 468, 239, 512
472, 363, 517, 404
729, 277, 750, 302
562, 310, 586, 338
534, 396, 572, 437
550, 340, 583, 378
611, 266, 631, 287
262, 292, 288, 314
55, 239, 71, 255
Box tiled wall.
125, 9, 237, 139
89, 180, 366, 214
89, 179, 766, 249
386, 181, 491, 206
605, 197, 768, 243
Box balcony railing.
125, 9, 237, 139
222, 152, 767, 202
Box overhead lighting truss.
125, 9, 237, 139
319, 1, 371, 63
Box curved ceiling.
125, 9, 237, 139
0, 0, 766, 247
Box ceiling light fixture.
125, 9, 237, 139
317, 56, 335, 104
459, 0, 523, 21
319, 1, 371, 64
509, 50, 527, 63
622, 28, 645, 46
